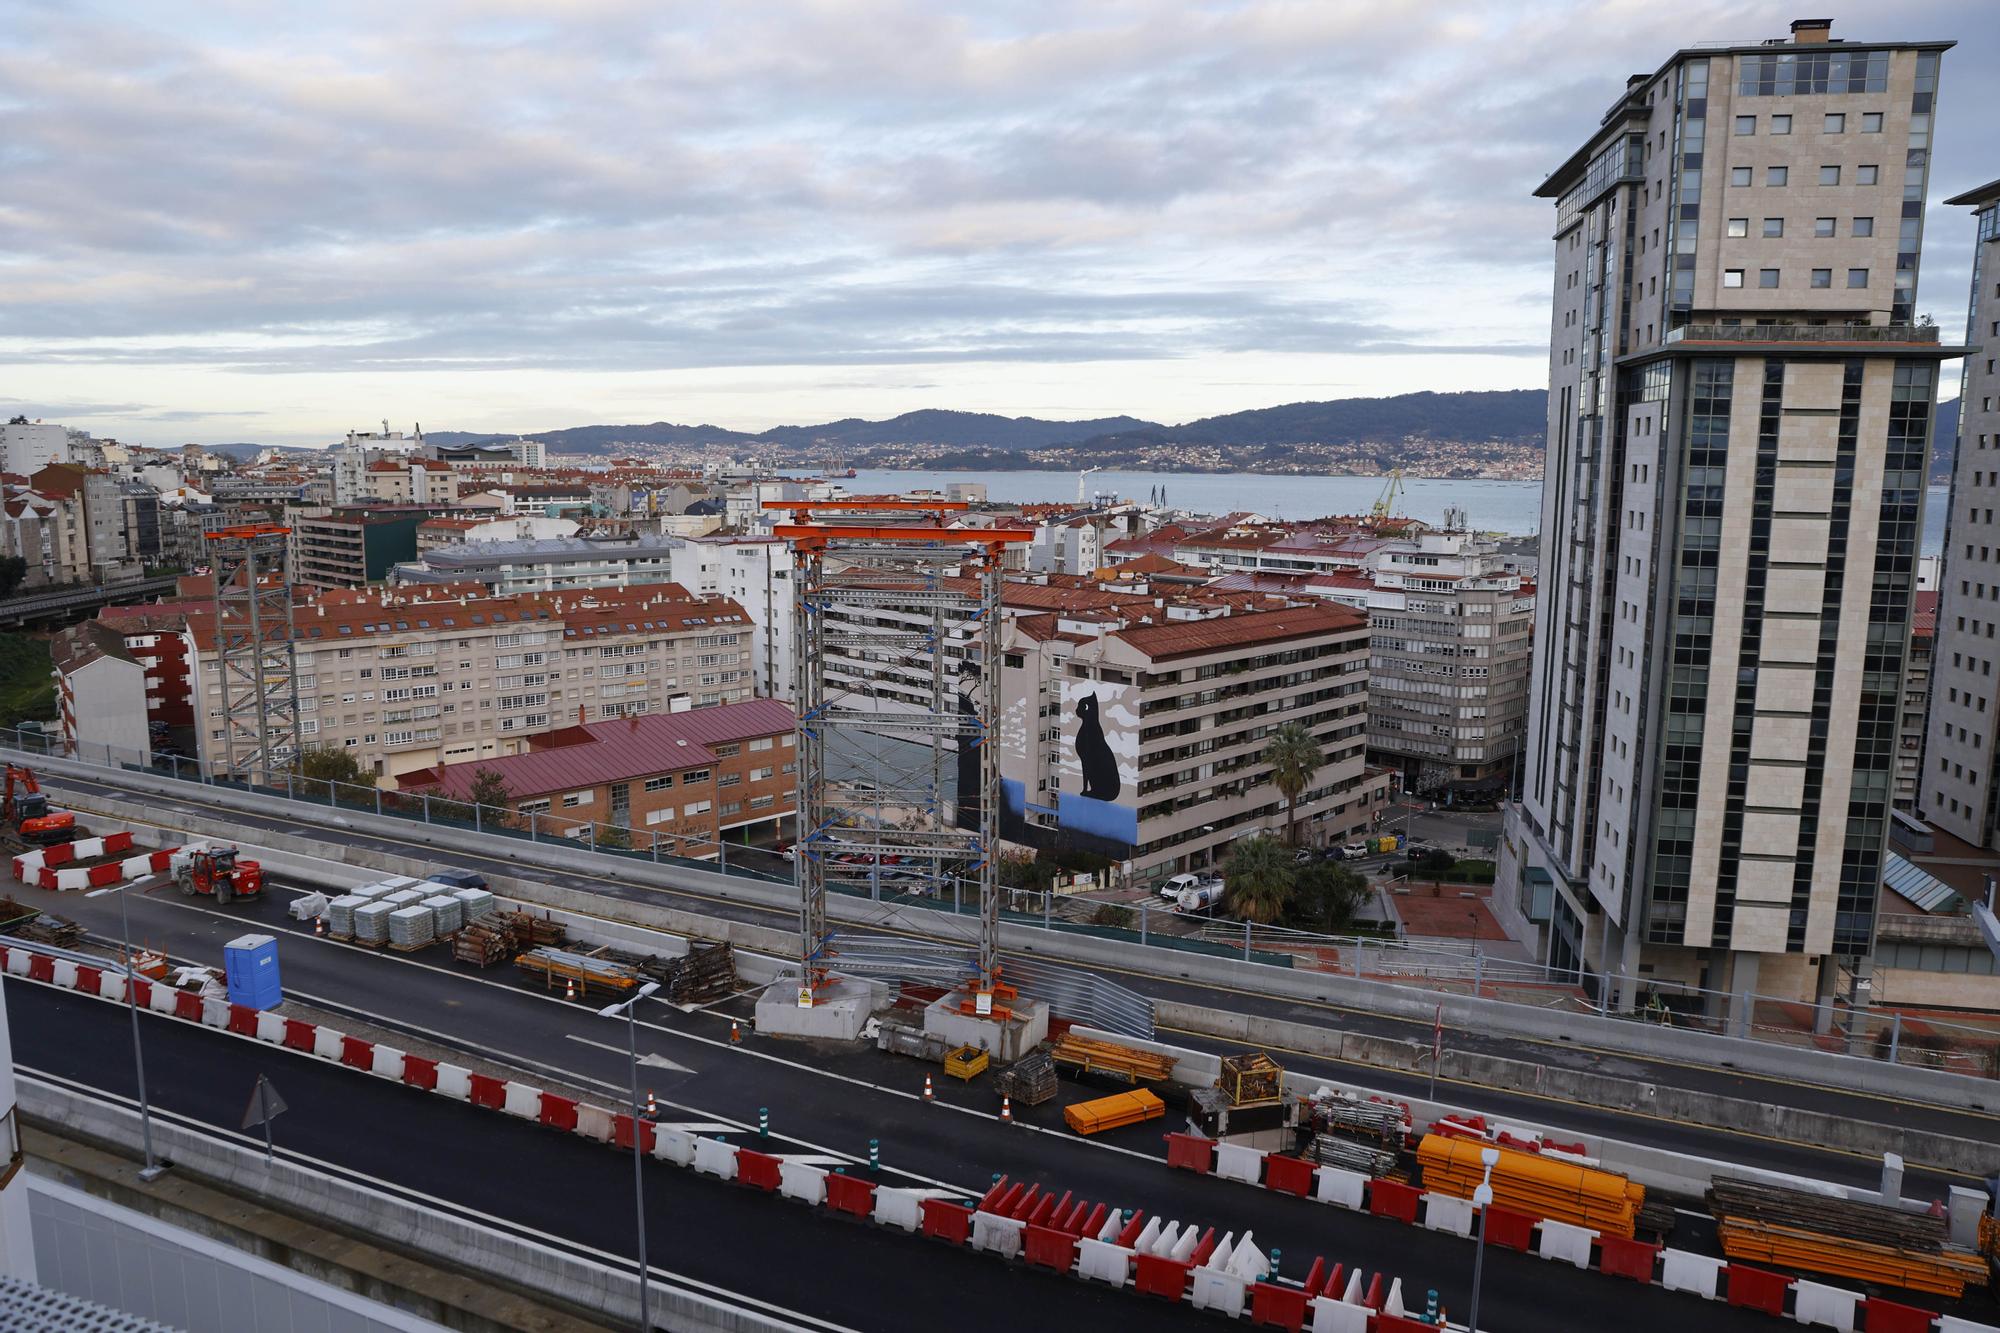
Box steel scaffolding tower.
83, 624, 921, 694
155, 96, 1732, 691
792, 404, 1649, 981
772, 503, 1028, 1008
205, 523, 301, 785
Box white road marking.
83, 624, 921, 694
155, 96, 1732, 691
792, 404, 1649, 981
563, 1034, 697, 1074
18, 1068, 865, 1333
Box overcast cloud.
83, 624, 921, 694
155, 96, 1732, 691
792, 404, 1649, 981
1, 0, 1995, 446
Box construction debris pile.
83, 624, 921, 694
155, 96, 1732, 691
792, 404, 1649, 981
995, 1050, 1058, 1107
454, 911, 566, 967
0, 896, 83, 948
516, 946, 644, 998
1709, 1176, 1990, 1298
640, 941, 738, 1006
1049, 1032, 1176, 1085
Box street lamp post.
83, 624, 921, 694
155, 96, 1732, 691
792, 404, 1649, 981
1467, 1145, 1500, 1333
598, 981, 662, 1332
84, 880, 166, 1181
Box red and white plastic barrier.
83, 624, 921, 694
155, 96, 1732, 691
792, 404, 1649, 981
13, 834, 169, 891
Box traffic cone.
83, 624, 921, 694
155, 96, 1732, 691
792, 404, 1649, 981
314, 916, 325, 935
1000, 1096, 1013, 1124
646, 1090, 658, 1118
923, 1075, 935, 1102
730, 1019, 741, 1044
565, 978, 576, 1002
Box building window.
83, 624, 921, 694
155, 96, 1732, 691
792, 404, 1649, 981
1815, 216, 1836, 237
643, 775, 673, 792
562, 791, 592, 807
1848, 268, 1869, 288
1819, 165, 1840, 185
1823, 112, 1845, 133
1852, 216, 1874, 237
1770, 113, 1792, 135
1861, 111, 1884, 133
1759, 268, 1780, 288
1766, 166, 1788, 186
1723, 269, 1745, 288
1727, 217, 1749, 237
1857, 164, 1879, 185
1763, 217, 1784, 237
1731, 167, 1753, 187
1812, 268, 1833, 288
1734, 115, 1756, 135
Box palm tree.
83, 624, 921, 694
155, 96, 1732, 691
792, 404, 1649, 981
1262, 722, 1323, 846
1224, 835, 1296, 924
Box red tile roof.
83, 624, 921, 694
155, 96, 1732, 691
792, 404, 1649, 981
1110, 601, 1364, 661
1912, 589, 1939, 639
397, 697, 796, 800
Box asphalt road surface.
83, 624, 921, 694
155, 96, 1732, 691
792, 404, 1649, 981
8, 978, 1850, 1333
35, 769, 2000, 1171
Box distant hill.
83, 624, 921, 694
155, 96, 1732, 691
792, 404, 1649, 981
421, 391, 1543, 456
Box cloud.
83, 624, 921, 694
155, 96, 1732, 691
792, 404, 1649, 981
0, 0, 1994, 441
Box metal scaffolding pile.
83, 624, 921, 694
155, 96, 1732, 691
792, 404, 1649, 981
771, 501, 1027, 1008
205, 523, 300, 785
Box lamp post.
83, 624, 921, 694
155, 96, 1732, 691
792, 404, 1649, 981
1467, 1145, 1500, 1333
84, 880, 166, 1181
598, 981, 662, 1332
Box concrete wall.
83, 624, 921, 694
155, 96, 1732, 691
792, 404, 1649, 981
31, 752, 2000, 1115
22, 1079, 795, 1333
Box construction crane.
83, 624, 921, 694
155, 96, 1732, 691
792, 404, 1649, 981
169, 846, 265, 905
1370, 469, 1404, 524
2, 765, 76, 848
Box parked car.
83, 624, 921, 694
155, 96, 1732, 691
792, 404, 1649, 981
1160, 872, 1202, 902
1293, 847, 1316, 864
427, 867, 489, 892
1340, 842, 1369, 858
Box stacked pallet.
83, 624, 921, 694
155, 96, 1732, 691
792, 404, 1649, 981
1418, 1134, 1644, 1239
1307, 1133, 1398, 1178
1709, 1177, 1989, 1298
642, 941, 738, 1005
1048, 1033, 1178, 1085
423, 893, 465, 935
516, 946, 642, 996
384, 888, 426, 909
325, 895, 365, 939
508, 912, 567, 948
1063, 1089, 1165, 1136
354, 901, 393, 945
453, 920, 516, 967
995, 1050, 1059, 1107
387, 905, 435, 952
452, 887, 497, 921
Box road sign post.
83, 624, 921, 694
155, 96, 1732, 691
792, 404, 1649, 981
241, 1074, 288, 1162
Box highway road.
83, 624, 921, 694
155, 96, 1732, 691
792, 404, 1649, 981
39, 767, 2000, 1166
8, 973, 1858, 1333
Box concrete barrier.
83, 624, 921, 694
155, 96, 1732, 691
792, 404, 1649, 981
45, 765, 1999, 1115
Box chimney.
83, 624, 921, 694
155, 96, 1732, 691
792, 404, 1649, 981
1790, 17, 1832, 42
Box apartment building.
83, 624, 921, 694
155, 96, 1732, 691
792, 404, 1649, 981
1897, 590, 1936, 811
1503, 18, 1956, 1005
362, 457, 457, 504
1921, 179, 2000, 846
153, 583, 757, 783
997, 600, 1384, 875
398, 697, 796, 853
287, 505, 430, 588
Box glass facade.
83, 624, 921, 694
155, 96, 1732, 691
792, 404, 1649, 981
1663, 61, 1706, 328
1737, 49, 1888, 96
1648, 358, 1729, 945
1895, 52, 1939, 324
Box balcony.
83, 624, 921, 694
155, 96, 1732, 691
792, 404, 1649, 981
1664, 323, 1941, 346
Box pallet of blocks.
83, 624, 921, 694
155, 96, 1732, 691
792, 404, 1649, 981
1063, 1088, 1165, 1136
1708, 1177, 1990, 1298
1047, 1032, 1178, 1085
995, 1050, 1058, 1107
386, 905, 435, 952
1417, 1134, 1644, 1238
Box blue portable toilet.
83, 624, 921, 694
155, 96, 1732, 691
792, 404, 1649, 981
223, 933, 283, 1010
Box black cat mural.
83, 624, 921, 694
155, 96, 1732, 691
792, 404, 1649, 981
1074, 692, 1121, 801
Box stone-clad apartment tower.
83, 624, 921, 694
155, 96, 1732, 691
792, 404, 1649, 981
1922, 181, 2000, 847
1499, 18, 1961, 1010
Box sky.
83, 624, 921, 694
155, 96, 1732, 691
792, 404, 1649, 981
2, 1, 1996, 448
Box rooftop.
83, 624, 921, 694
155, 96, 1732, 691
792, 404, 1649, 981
397, 697, 796, 800
1110, 600, 1365, 662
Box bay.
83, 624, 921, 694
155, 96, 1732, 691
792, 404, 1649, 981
841, 467, 1953, 558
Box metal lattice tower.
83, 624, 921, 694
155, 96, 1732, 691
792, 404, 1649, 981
773, 502, 1026, 1006
206, 524, 301, 784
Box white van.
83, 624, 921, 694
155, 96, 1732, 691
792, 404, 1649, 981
1160, 872, 1202, 902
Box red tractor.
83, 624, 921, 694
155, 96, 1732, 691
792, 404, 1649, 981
3, 765, 77, 847
170, 845, 264, 905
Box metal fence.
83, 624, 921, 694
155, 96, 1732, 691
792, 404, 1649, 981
9, 728, 1998, 1080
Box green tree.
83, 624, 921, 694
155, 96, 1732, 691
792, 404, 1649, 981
0, 556, 27, 599
465, 768, 516, 829
1414, 848, 1456, 880
1261, 722, 1323, 846
1285, 860, 1369, 932
1223, 835, 1296, 924
296, 746, 369, 790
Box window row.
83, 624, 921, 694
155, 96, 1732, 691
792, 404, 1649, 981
1733, 111, 1885, 136
1725, 216, 1874, 238
1727, 164, 1881, 187
1722, 267, 1869, 289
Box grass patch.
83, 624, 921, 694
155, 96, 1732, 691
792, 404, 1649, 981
0, 634, 56, 730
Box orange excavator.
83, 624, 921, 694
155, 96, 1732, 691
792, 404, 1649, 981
169, 845, 264, 905
2, 765, 77, 848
